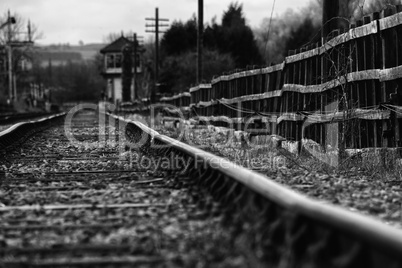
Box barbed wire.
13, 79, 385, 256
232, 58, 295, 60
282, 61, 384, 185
193, 98, 393, 124
264, 0, 276, 61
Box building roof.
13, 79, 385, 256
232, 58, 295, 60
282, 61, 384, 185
100, 36, 132, 54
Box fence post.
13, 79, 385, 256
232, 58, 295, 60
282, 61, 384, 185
381, 7, 397, 147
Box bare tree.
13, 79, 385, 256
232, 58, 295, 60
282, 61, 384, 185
102, 31, 134, 44
0, 11, 42, 44
0, 11, 42, 101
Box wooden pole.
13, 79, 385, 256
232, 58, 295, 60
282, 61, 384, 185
7, 10, 13, 101
133, 33, 138, 100
155, 7, 159, 86
145, 8, 168, 101
197, 0, 204, 84
322, 0, 339, 40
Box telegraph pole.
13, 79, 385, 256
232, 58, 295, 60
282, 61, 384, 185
133, 33, 143, 100
133, 33, 138, 100
145, 8, 169, 100
197, 0, 204, 84
322, 0, 339, 41
7, 10, 13, 102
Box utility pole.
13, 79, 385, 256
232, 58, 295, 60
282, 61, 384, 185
197, 0, 204, 84
145, 8, 169, 100
7, 10, 13, 102
132, 33, 144, 100
121, 43, 133, 102
133, 33, 138, 101
322, 0, 339, 41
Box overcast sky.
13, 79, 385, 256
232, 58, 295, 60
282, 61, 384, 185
1, 0, 310, 45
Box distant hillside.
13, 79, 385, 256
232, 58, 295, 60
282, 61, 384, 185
69, 43, 106, 60
33, 43, 106, 66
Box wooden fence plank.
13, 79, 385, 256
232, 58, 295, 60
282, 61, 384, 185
186, 8, 402, 149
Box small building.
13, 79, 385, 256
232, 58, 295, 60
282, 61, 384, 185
100, 36, 142, 105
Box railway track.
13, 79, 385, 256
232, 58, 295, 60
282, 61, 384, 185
0, 112, 55, 133
1, 108, 402, 267
0, 110, 251, 267
0, 112, 54, 124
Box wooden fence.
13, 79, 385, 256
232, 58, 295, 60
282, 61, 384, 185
159, 6, 402, 150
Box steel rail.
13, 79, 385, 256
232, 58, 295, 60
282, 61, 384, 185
0, 112, 66, 151
109, 113, 402, 267
0, 112, 54, 125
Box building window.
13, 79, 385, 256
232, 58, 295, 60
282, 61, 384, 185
115, 54, 122, 68
106, 54, 115, 68
106, 53, 123, 69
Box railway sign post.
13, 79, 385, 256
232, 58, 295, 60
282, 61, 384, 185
4, 10, 33, 103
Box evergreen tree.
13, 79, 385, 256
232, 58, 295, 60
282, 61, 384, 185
161, 17, 197, 56
158, 2, 263, 93
284, 18, 320, 52
218, 2, 263, 67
